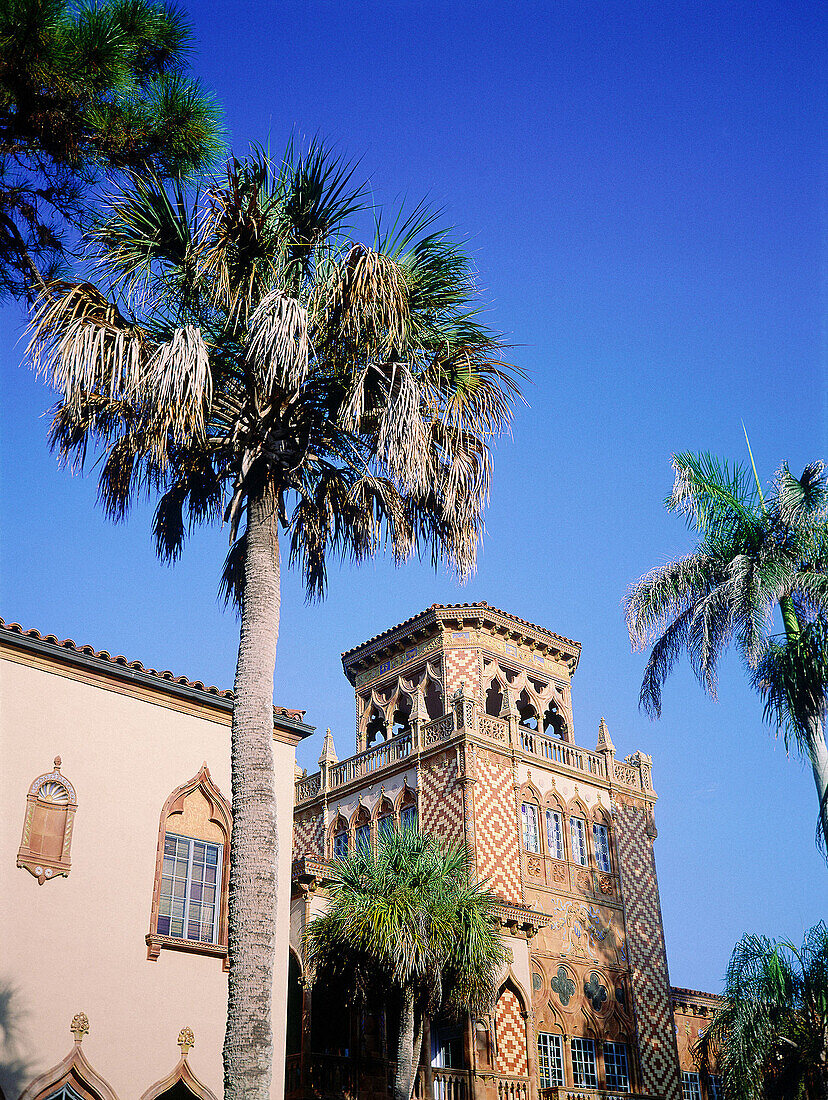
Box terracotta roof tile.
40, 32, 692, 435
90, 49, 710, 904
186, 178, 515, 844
0, 618, 305, 721
342, 601, 580, 659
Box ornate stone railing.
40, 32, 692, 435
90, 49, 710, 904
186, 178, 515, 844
478, 714, 509, 742
612, 761, 638, 787
496, 1075, 530, 1100
422, 713, 455, 745
430, 1069, 469, 1100
329, 731, 413, 788
520, 730, 607, 778
296, 773, 321, 802
540, 1090, 657, 1100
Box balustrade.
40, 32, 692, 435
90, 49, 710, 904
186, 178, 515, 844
496, 1075, 530, 1100
519, 730, 606, 778
431, 1068, 468, 1100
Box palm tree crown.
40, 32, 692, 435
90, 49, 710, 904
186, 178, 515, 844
303, 828, 505, 1100
698, 922, 828, 1100
625, 452, 828, 850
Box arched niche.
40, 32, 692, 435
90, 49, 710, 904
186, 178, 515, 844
17, 757, 77, 884
139, 1052, 218, 1100
485, 679, 504, 717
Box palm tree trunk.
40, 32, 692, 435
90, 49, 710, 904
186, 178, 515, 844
395, 987, 418, 1100
807, 716, 828, 852
224, 481, 281, 1100
779, 596, 828, 850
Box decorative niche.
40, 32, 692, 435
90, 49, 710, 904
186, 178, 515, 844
17, 757, 77, 884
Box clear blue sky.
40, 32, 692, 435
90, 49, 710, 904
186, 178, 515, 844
1, 0, 825, 992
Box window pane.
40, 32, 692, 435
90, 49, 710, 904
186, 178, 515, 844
159, 833, 222, 945
333, 830, 348, 859
571, 1037, 597, 1088
593, 823, 611, 872
521, 803, 540, 852
682, 1074, 702, 1100
545, 810, 564, 860
401, 805, 417, 830
708, 1075, 723, 1100
378, 814, 394, 839
604, 1042, 630, 1091
570, 818, 587, 866
355, 824, 371, 850
537, 1033, 564, 1088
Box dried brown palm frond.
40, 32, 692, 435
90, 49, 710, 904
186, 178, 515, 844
245, 288, 310, 395
319, 245, 410, 356
28, 282, 148, 409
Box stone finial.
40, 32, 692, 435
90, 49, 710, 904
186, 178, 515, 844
54, 756, 62, 770
294, 761, 305, 780
318, 728, 338, 766
596, 717, 615, 754
70, 1013, 89, 1043
412, 689, 429, 723
499, 685, 519, 720
178, 1027, 195, 1056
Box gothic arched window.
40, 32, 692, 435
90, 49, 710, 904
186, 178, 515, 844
147, 764, 231, 965
17, 757, 77, 884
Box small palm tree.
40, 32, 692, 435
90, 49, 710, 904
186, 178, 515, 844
625, 451, 828, 850
303, 829, 505, 1100
697, 923, 828, 1100
26, 143, 521, 1100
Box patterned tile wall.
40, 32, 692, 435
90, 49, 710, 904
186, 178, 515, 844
420, 750, 465, 844
444, 642, 482, 699
293, 808, 323, 860
472, 748, 522, 903
495, 987, 528, 1076
614, 799, 682, 1100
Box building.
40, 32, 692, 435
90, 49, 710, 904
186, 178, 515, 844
0, 619, 312, 1100
289, 603, 722, 1100
1, 603, 721, 1100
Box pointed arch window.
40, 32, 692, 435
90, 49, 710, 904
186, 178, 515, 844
593, 821, 612, 873
400, 787, 418, 831
537, 1034, 564, 1089
569, 816, 588, 866
147, 764, 231, 965
377, 801, 395, 841
545, 809, 565, 861
18, 757, 77, 884
332, 817, 349, 860
521, 802, 540, 853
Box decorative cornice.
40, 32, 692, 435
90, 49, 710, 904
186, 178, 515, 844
342, 602, 580, 680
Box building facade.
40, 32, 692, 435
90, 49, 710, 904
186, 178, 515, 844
289, 604, 721, 1100
0, 619, 312, 1100
1, 603, 721, 1100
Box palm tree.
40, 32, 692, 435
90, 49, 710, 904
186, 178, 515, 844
625, 451, 828, 850
26, 144, 521, 1100
303, 828, 505, 1100
697, 922, 828, 1100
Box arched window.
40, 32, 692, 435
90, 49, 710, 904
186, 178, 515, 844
399, 786, 417, 831
543, 700, 567, 741
18, 1014, 119, 1100
516, 690, 539, 731
365, 708, 388, 747
354, 806, 371, 850
544, 805, 565, 862
391, 697, 412, 737
331, 815, 349, 860
376, 799, 395, 842
423, 678, 443, 720
147, 764, 231, 965
17, 757, 77, 884
485, 679, 504, 716
521, 800, 541, 853
592, 816, 613, 874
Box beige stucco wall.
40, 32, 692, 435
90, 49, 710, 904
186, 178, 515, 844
0, 650, 298, 1100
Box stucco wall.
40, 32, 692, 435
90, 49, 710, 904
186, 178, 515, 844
0, 652, 297, 1100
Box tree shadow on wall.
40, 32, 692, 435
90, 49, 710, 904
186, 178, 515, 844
0, 981, 34, 1099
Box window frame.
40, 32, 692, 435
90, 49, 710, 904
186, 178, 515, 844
537, 1033, 565, 1089
146, 764, 231, 967
157, 832, 223, 945
332, 826, 349, 859
545, 808, 565, 861
682, 1072, 702, 1100
603, 1041, 630, 1092
592, 821, 612, 873
521, 801, 541, 853
569, 816, 588, 866
707, 1074, 723, 1100
400, 803, 417, 830
570, 1036, 597, 1088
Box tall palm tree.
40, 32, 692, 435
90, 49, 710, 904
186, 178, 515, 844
697, 922, 828, 1100
625, 452, 828, 850
303, 829, 505, 1100
26, 144, 521, 1100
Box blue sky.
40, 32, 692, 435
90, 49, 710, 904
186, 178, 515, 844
1, 0, 825, 992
